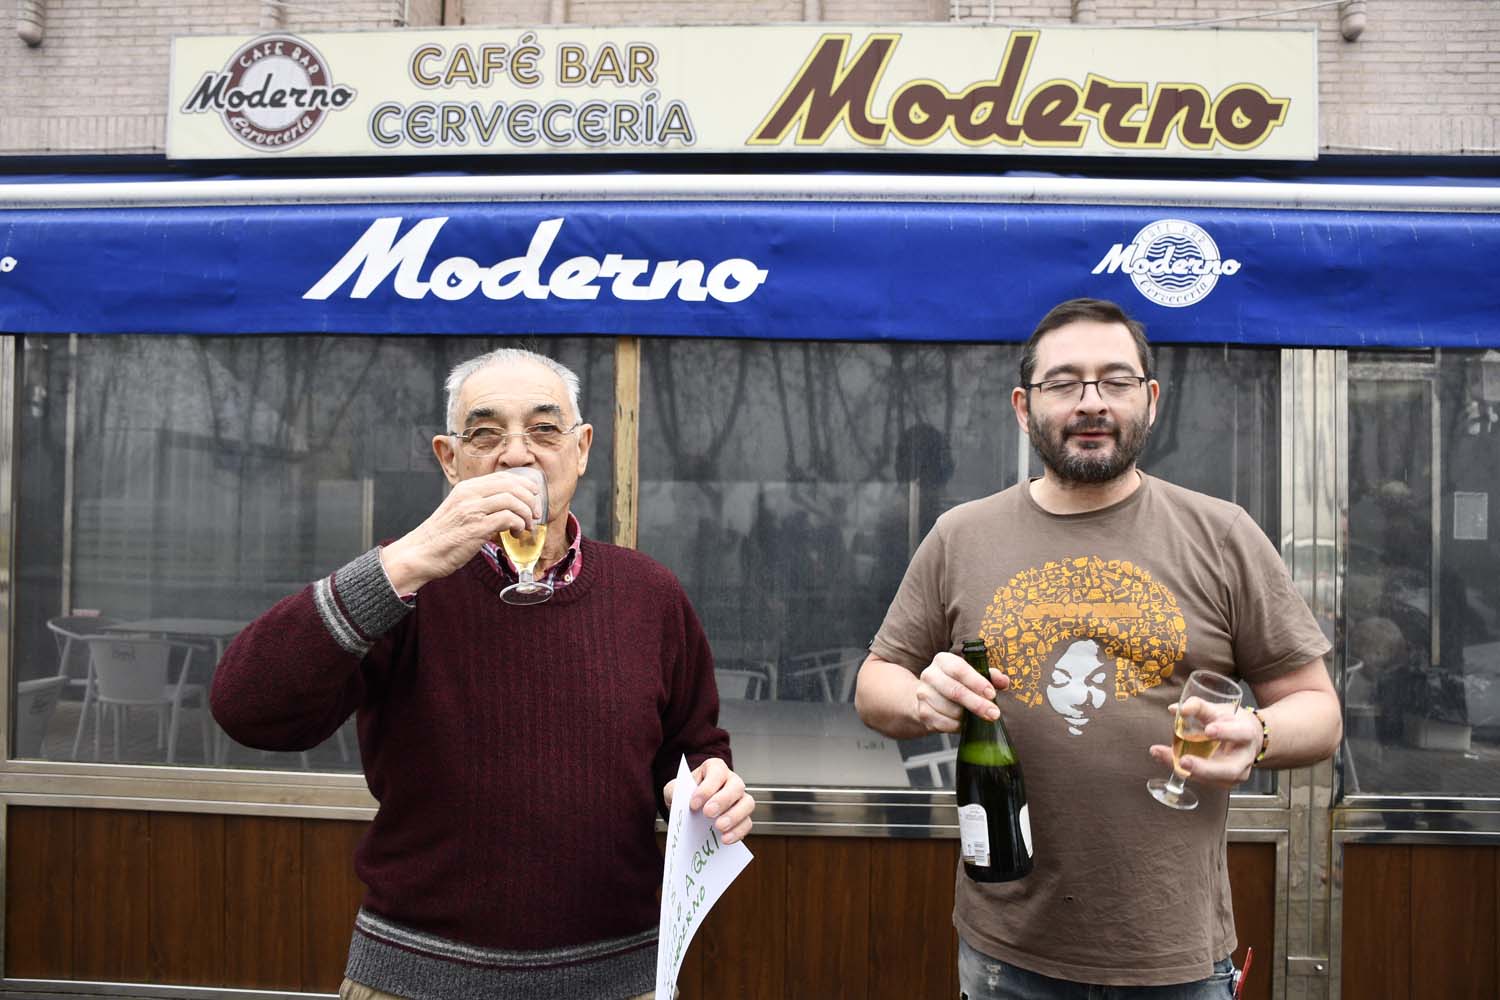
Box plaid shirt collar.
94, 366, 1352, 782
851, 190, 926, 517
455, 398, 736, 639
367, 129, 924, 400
481, 511, 585, 589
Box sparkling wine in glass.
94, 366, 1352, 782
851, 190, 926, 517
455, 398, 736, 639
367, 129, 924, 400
1146, 669, 1242, 811
499, 467, 553, 606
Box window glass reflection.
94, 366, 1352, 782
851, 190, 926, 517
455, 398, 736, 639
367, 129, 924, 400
640, 339, 1282, 791
13, 335, 614, 770
1345, 350, 1500, 795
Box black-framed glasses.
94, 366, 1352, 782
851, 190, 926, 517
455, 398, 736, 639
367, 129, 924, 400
1024, 376, 1149, 402
451, 420, 581, 456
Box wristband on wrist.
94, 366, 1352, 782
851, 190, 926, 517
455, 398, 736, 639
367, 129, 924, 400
1249, 707, 1270, 765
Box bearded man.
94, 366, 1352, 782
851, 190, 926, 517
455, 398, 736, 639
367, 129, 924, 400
854, 298, 1341, 999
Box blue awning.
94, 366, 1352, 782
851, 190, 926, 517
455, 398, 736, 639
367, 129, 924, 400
2, 174, 1497, 347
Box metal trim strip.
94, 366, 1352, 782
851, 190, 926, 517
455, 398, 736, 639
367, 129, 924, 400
2, 175, 1499, 212
1338, 795, 1500, 812
0, 784, 1295, 838
0, 979, 331, 999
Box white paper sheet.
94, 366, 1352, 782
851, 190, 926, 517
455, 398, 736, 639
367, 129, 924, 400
655, 756, 754, 997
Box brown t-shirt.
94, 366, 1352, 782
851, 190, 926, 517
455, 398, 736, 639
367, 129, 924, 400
872, 473, 1330, 986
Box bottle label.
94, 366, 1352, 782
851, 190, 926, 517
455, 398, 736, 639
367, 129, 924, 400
957, 803, 991, 866
1019, 803, 1033, 858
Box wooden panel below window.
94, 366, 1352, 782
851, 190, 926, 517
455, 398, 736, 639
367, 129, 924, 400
301, 819, 367, 993
224, 815, 306, 989
867, 837, 959, 1000
1342, 843, 1500, 1000
1409, 846, 1497, 1000
5, 806, 75, 979
696, 834, 788, 999
785, 836, 872, 999
72, 809, 151, 982
1342, 843, 1411, 997
148, 811, 226, 985
1226, 841, 1276, 1000
6, 806, 1287, 998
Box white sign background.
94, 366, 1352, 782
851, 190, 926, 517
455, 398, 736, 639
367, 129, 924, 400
168, 24, 1317, 159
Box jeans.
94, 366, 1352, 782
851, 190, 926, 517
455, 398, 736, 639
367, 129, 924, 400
958, 938, 1237, 1000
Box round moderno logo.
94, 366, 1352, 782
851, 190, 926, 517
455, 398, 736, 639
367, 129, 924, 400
1126, 219, 1240, 308
181, 35, 356, 152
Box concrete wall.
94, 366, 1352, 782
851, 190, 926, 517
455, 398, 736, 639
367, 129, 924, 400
1, 0, 1495, 155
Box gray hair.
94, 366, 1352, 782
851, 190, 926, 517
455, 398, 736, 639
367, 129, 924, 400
444, 347, 582, 433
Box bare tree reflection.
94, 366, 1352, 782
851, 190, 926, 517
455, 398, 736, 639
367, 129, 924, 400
640, 339, 1011, 703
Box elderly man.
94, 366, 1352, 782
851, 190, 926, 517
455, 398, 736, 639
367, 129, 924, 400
212, 346, 753, 1000
856, 298, 1341, 998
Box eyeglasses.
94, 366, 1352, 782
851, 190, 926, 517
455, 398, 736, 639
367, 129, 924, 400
451, 420, 581, 456
1024, 376, 1149, 402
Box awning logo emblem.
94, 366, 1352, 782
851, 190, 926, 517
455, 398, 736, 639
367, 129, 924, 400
180, 35, 357, 152
1092, 219, 1241, 308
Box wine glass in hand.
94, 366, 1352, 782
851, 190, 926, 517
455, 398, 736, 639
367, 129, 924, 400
1147, 669, 1242, 811
499, 467, 552, 606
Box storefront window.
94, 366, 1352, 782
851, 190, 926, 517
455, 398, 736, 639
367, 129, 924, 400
638, 339, 1282, 790
12, 335, 615, 770
11, 332, 1290, 788
1345, 350, 1500, 796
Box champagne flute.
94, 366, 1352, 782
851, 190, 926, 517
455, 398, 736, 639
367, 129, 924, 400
499, 467, 553, 606
1146, 669, 1242, 811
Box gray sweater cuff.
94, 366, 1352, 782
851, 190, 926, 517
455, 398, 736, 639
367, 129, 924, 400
313, 548, 413, 657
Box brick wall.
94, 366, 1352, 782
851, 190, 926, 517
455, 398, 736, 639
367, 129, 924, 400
460, 0, 946, 24
0, 0, 411, 153
562, 1, 804, 25
1316, 1, 1499, 154
448, 0, 553, 26
404, 0, 446, 26
819, 0, 950, 20
1, 0, 1495, 155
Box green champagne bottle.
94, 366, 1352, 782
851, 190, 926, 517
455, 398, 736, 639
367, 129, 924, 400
955, 639, 1033, 882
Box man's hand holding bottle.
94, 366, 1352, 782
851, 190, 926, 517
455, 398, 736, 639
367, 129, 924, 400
915, 651, 1011, 733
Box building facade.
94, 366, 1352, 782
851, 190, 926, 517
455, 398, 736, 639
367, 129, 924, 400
3, 1, 1497, 157
2, 4, 1499, 1000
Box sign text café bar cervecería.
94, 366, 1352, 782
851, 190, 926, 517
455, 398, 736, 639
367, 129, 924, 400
167, 24, 1318, 160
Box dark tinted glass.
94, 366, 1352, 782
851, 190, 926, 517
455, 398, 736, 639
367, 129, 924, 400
640, 339, 1282, 791
1345, 350, 1500, 795
13, 335, 614, 769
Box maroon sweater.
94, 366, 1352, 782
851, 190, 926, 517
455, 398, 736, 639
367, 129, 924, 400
211, 540, 730, 959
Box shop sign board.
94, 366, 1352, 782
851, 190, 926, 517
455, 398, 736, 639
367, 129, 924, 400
168, 25, 1318, 160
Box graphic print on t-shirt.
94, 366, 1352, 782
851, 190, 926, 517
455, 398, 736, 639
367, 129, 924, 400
977, 556, 1188, 736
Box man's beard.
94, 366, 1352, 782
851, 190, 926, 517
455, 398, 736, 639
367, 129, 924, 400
1029, 408, 1152, 485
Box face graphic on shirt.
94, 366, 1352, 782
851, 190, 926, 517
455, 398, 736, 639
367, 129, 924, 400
978, 555, 1189, 734
1046, 639, 1110, 735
